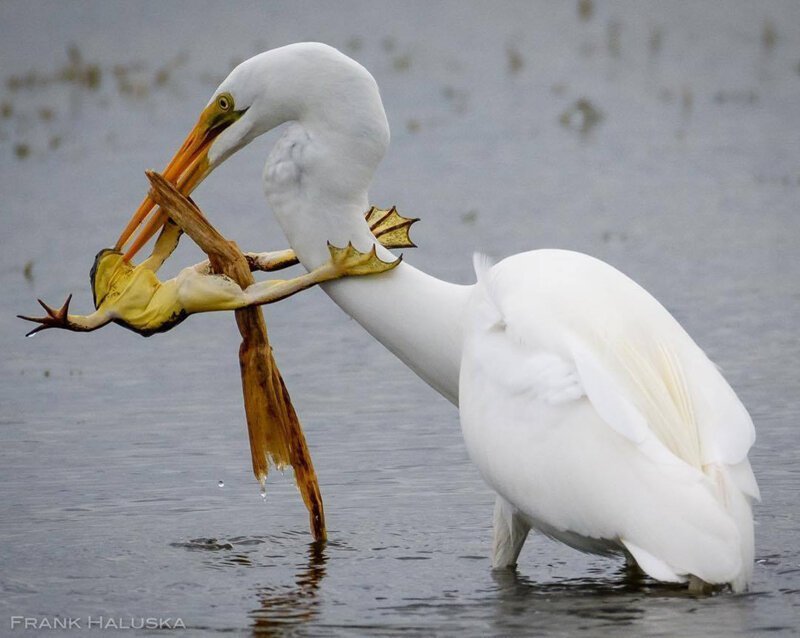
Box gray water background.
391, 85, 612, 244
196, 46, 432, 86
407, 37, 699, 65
1, 1, 799, 635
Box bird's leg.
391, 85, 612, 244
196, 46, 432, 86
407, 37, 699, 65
491, 496, 531, 569
688, 575, 714, 595
17, 295, 112, 337
179, 243, 401, 315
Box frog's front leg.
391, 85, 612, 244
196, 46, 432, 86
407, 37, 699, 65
184, 249, 298, 281
139, 221, 182, 273
244, 249, 299, 272
17, 295, 113, 336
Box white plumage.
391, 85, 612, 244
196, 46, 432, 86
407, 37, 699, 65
123, 43, 759, 591
461, 250, 757, 590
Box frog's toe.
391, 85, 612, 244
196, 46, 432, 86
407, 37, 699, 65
365, 206, 419, 249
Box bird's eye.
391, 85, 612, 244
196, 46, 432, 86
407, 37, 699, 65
217, 94, 233, 111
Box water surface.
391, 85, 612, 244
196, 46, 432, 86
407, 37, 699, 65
1, 1, 799, 635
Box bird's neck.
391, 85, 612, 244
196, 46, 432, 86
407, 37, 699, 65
267, 177, 469, 403
322, 261, 471, 404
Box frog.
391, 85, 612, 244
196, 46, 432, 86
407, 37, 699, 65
19, 206, 417, 337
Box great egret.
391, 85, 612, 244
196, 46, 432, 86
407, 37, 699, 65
98, 43, 765, 591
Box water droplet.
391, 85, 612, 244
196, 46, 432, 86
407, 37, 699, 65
259, 485, 266, 501
217, 480, 224, 488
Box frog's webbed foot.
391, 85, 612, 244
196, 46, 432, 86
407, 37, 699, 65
365, 206, 419, 249
18, 294, 112, 336
18, 295, 75, 336
243, 206, 418, 275
327, 241, 401, 276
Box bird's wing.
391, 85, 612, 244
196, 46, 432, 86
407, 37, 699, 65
478, 251, 757, 496
569, 337, 694, 468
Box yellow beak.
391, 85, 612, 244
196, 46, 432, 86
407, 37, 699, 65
116, 100, 237, 261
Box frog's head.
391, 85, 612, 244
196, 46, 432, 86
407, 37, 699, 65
90, 249, 133, 310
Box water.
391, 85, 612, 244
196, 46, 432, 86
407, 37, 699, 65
1, 1, 799, 635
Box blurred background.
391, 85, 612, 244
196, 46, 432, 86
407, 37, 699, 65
1, 1, 798, 635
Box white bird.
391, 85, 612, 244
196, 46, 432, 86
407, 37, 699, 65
115, 43, 759, 592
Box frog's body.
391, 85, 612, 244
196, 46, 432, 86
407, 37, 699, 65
90, 249, 246, 336
91, 249, 185, 335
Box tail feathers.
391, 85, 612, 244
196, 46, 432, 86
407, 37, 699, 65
702, 461, 755, 592
624, 464, 754, 592
621, 539, 685, 583
720, 465, 755, 592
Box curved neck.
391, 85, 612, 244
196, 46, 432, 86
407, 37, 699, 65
322, 263, 471, 404
289, 208, 469, 403
266, 155, 469, 402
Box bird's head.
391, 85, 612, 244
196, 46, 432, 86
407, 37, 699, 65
114, 82, 251, 260
115, 43, 389, 262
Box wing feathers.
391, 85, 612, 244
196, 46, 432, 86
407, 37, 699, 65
610, 340, 703, 468
473, 251, 755, 476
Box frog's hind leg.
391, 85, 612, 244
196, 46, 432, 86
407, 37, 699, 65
176, 268, 250, 315
178, 243, 400, 316
178, 267, 324, 315
18, 295, 113, 335
242, 243, 400, 308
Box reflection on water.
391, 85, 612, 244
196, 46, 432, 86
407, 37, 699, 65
251, 541, 327, 635
491, 568, 648, 632
170, 533, 328, 634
